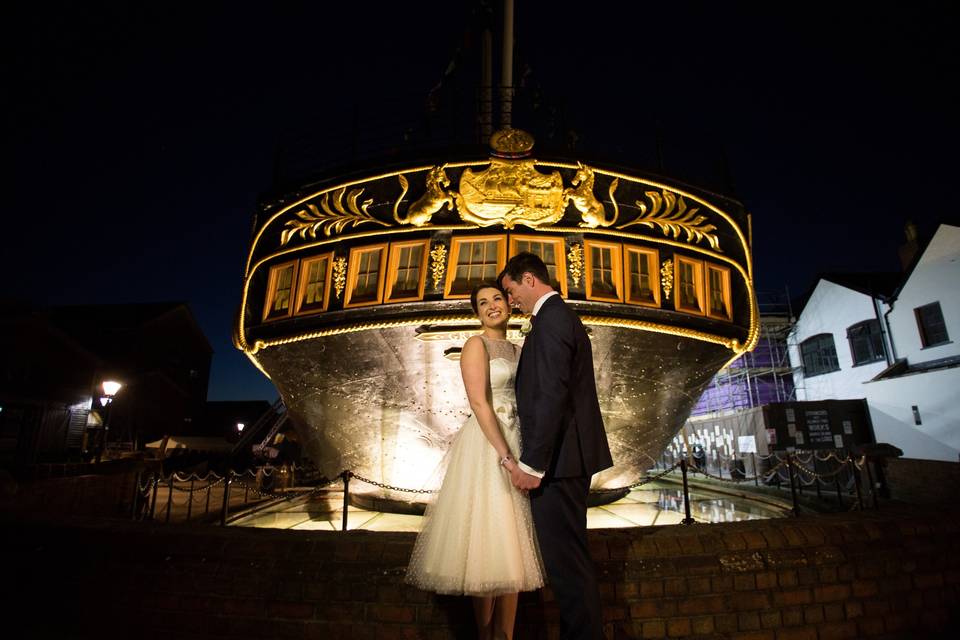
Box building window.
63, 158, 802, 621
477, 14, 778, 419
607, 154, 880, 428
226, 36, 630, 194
345, 244, 387, 308
263, 260, 298, 321
800, 334, 840, 377
705, 264, 732, 321
509, 235, 567, 297
295, 253, 333, 314
674, 255, 704, 315
584, 240, 622, 302
445, 236, 506, 298
915, 302, 949, 348
385, 239, 429, 303
623, 246, 659, 307
847, 319, 885, 365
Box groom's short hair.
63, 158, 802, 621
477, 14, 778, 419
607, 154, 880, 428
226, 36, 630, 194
499, 252, 551, 287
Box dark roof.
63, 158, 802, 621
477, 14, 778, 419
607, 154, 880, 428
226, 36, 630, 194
44, 302, 186, 329
889, 222, 960, 301
793, 271, 901, 317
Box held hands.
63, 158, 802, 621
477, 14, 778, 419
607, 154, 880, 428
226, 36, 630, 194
501, 454, 541, 491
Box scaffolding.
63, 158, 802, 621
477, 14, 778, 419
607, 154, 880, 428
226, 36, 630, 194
690, 289, 798, 417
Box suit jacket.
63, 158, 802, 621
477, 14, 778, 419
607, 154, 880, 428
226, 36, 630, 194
515, 295, 613, 479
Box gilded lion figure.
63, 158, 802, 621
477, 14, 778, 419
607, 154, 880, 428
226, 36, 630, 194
565, 163, 618, 229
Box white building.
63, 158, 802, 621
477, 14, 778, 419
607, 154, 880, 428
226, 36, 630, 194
789, 223, 960, 463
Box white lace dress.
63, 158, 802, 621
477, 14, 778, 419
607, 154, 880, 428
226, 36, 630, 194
405, 336, 545, 596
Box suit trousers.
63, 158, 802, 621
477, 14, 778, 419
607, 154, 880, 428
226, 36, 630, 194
530, 475, 602, 640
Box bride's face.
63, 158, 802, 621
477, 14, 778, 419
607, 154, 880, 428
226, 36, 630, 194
475, 287, 510, 328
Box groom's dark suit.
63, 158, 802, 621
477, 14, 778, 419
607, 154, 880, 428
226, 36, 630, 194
515, 294, 613, 640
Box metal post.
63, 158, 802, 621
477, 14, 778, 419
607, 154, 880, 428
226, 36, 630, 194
864, 459, 879, 510
165, 475, 174, 523
752, 453, 759, 487
149, 474, 160, 520
204, 478, 212, 516
131, 471, 142, 520
341, 471, 352, 532
220, 472, 232, 526
835, 476, 843, 505
679, 460, 695, 525
786, 454, 800, 517
186, 479, 194, 521
851, 457, 864, 511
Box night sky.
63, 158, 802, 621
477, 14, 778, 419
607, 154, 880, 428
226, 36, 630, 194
7, 2, 958, 402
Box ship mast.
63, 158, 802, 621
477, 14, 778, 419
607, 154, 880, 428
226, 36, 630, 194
500, 0, 515, 129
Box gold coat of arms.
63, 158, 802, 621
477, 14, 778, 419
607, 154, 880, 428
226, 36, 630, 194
454, 158, 565, 229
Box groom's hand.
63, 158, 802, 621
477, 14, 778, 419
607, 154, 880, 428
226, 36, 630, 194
510, 466, 542, 491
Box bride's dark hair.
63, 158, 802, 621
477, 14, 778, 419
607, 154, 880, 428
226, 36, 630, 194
470, 282, 508, 315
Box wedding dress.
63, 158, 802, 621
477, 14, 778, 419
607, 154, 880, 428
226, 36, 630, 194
405, 336, 545, 595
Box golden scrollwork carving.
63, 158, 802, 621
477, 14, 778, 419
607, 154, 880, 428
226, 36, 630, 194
567, 243, 584, 287
333, 256, 347, 300
429, 243, 447, 290
566, 164, 619, 229
398, 166, 454, 227
660, 259, 674, 301
281, 187, 389, 245
490, 128, 535, 157
617, 189, 720, 250
454, 158, 565, 229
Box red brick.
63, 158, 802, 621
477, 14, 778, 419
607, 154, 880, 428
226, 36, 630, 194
914, 573, 944, 589
773, 589, 812, 607
618, 581, 640, 600
691, 615, 714, 634
778, 570, 799, 588
602, 605, 626, 622
712, 575, 734, 592
268, 600, 315, 619
802, 604, 824, 624
742, 530, 768, 549
862, 599, 889, 617
813, 584, 850, 602
367, 604, 415, 624
377, 585, 403, 602
760, 610, 782, 629
732, 592, 772, 612
796, 566, 818, 585
775, 626, 818, 640
723, 532, 748, 550
738, 611, 761, 630
823, 602, 845, 622
732, 632, 775, 640
678, 595, 726, 615
817, 565, 838, 583
654, 536, 682, 556
734, 574, 757, 591
666, 617, 691, 637
781, 606, 803, 627
756, 571, 778, 590
856, 616, 886, 636
851, 579, 878, 598
642, 619, 665, 638
639, 580, 664, 598
676, 535, 704, 554
761, 528, 788, 549
687, 576, 711, 595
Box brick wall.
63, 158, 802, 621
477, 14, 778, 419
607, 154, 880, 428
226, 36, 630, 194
4, 506, 958, 639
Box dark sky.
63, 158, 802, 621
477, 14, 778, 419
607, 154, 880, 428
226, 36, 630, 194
7, 2, 958, 402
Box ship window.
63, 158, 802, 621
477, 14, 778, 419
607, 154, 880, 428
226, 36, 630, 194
847, 319, 885, 365
345, 244, 387, 308
801, 333, 840, 377
385, 239, 430, 303
674, 255, 704, 315
509, 235, 567, 297
584, 240, 622, 302
445, 235, 506, 298
915, 302, 949, 348
705, 263, 732, 321
263, 260, 298, 321
624, 246, 659, 307
295, 253, 333, 315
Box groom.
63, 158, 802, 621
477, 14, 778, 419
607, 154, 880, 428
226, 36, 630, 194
499, 252, 613, 640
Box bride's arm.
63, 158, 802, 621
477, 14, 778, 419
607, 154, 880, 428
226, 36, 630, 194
460, 336, 520, 472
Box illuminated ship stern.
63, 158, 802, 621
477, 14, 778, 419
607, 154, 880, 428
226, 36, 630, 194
236, 129, 758, 510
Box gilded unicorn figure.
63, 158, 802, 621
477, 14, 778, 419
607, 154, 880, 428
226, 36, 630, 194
394, 166, 454, 227
565, 163, 619, 229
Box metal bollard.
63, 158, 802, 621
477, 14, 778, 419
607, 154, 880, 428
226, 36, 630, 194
220, 472, 232, 526
149, 474, 160, 521
131, 471, 142, 520
851, 457, 864, 511
786, 454, 800, 517
165, 475, 174, 523
679, 460, 695, 525
186, 479, 195, 521
341, 471, 352, 531
752, 453, 759, 487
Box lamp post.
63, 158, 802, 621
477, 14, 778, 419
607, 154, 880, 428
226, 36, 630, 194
96, 380, 123, 463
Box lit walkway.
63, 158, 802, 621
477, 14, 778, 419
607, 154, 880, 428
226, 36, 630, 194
229, 480, 788, 531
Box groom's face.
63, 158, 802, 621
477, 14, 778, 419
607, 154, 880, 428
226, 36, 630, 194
500, 273, 536, 315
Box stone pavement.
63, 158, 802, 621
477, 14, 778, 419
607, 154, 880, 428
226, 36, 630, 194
5, 503, 959, 639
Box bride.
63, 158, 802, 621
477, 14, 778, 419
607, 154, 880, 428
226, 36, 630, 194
406, 282, 544, 639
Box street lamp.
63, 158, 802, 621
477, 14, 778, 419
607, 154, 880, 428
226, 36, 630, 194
96, 380, 123, 462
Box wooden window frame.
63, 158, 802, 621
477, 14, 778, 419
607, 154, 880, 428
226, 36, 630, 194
674, 255, 705, 316
344, 243, 388, 308
262, 259, 299, 322
293, 252, 334, 316
584, 239, 623, 302
444, 235, 507, 299
385, 239, 430, 303
623, 246, 660, 308
508, 234, 568, 297
705, 263, 732, 321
